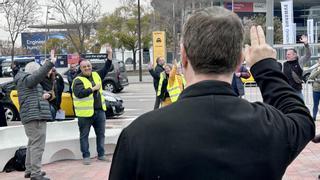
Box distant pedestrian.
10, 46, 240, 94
67, 63, 78, 93
11, 61, 20, 77
283, 34, 311, 99
109, 7, 315, 180
148, 57, 165, 109
157, 60, 185, 107
14, 58, 56, 180
72, 44, 113, 165
231, 65, 251, 98
41, 67, 64, 120
308, 58, 320, 121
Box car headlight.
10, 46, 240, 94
104, 95, 117, 102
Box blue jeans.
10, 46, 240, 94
313, 91, 320, 120
78, 110, 106, 158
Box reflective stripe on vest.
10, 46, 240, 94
72, 72, 106, 117
157, 72, 166, 96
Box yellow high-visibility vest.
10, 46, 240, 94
157, 72, 182, 103
157, 72, 166, 97
72, 72, 106, 117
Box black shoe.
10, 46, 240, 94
25, 171, 46, 178
30, 175, 50, 180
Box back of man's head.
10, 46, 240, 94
182, 6, 244, 74
25, 62, 40, 74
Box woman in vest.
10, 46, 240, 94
157, 60, 186, 107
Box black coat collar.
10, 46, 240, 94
179, 80, 237, 100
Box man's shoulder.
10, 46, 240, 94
126, 105, 177, 133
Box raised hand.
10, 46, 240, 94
106, 43, 113, 61
244, 26, 276, 67
300, 35, 308, 44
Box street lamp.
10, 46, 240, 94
138, 0, 142, 82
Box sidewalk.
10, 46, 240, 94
1, 122, 320, 180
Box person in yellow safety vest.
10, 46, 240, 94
71, 44, 113, 165
157, 60, 186, 107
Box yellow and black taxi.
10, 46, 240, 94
0, 79, 124, 122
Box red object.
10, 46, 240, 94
224, 2, 253, 12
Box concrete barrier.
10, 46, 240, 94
0, 120, 122, 171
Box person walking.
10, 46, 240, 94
14, 58, 56, 180
109, 7, 315, 180
72, 44, 112, 165
148, 57, 165, 109
308, 58, 320, 121
283, 34, 311, 99
231, 65, 251, 98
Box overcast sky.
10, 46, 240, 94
0, 0, 150, 43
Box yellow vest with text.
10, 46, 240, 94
157, 72, 182, 103
72, 72, 106, 117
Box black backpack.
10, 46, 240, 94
3, 147, 27, 172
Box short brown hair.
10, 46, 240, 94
182, 6, 244, 74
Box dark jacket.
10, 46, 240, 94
41, 73, 64, 110
14, 61, 54, 124
283, 44, 311, 91
72, 59, 112, 110
149, 64, 165, 91
232, 65, 251, 96
109, 59, 315, 180
67, 69, 78, 89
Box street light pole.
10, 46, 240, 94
138, 0, 142, 82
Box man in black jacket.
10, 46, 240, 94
148, 57, 165, 109
283, 35, 311, 99
109, 7, 315, 180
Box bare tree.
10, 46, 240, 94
50, 0, 101, 54
1, 0, 39, 62
0, 40, 12, 56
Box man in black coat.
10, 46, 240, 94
109, 7, 315, 180
148, 57, 165, 109
283, 34, 311, 100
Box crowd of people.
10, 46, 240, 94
2, 45, 113, 180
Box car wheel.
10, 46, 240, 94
3, 104, 18, 122
104, 81, 116, 93
105, 108, 114, 118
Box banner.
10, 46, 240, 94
281, 0, 294, 44
152, 31, 166, 65
307, 19, 314, 43
224, 2, 253, 12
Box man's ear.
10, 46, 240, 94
181, 43, 188, 68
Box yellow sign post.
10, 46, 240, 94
152, 31, 166, 65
